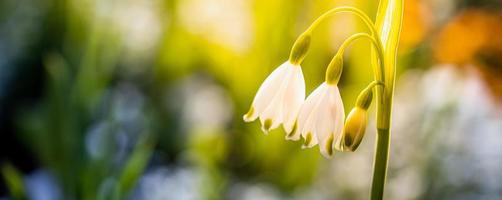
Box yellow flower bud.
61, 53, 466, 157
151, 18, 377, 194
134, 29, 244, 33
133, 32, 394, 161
338, 107, 367, 152
336, 81, 380, 151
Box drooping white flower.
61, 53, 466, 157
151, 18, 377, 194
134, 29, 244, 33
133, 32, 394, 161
291, 82, 345, 158
243, 61, 305, 135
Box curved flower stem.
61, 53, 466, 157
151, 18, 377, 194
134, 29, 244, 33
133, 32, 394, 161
303, 6, 386, 94
355, 81, 385, 109
336, 33, 385, 82
305, 6, 377, 36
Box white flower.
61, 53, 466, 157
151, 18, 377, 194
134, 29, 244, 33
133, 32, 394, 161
243, 61, 305, 134
291, 82, 345, 158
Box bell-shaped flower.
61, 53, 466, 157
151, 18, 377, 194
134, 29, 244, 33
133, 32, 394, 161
289, 53, 345, 158
243, 32, 311, 134
243, 61, 305, 134
290, 82, 345, 158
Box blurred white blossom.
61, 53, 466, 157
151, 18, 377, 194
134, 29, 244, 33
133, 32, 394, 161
166, 75, 234, 135
112, 0, 164, 57
133, 167, 202, 200
227, 182, 282, 200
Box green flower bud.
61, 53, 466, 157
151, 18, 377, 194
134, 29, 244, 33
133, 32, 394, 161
325, 53, 343, 85
289, 32, 311, 65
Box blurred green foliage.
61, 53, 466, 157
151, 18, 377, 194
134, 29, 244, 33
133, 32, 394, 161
4, 0, 352, 198
1, 0, 500, 199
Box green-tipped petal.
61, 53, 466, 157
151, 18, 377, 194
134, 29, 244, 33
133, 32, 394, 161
285, 121, 300, 141
243, 106, 255, 122
322, 134, 335, 158
302, 132, 313, 149
261, 119, 273, 134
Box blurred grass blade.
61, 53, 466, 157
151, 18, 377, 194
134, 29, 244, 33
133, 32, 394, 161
115, 133, 156, 198
1, 163, 27, 200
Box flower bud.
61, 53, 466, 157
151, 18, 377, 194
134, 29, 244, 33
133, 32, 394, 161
336, 82, 378, 151
338, 107, 367, 151
289, 32, 311, 65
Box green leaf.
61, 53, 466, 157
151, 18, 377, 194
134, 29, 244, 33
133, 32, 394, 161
373, 0, 404, 128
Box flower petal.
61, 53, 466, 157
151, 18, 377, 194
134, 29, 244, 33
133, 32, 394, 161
295, 84, 328, 146
330, 87, 345, 152
243, 61, 291, 122
259, 64, 296, 133
282, 65, 305, 136
315, 85, 344, 158
314, 93, 336, 157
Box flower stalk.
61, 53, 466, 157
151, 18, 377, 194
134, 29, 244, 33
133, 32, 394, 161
371, 0, 403, 199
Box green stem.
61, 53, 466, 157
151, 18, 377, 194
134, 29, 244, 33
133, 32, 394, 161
370, 0, 402, 198
370, 128, 390, 200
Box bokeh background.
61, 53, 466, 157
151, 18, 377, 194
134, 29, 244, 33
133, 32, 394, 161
1, 0, 501, 199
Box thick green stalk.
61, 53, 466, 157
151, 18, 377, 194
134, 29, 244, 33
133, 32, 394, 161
370, 128, 390, 200
370, 0, 403, 199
